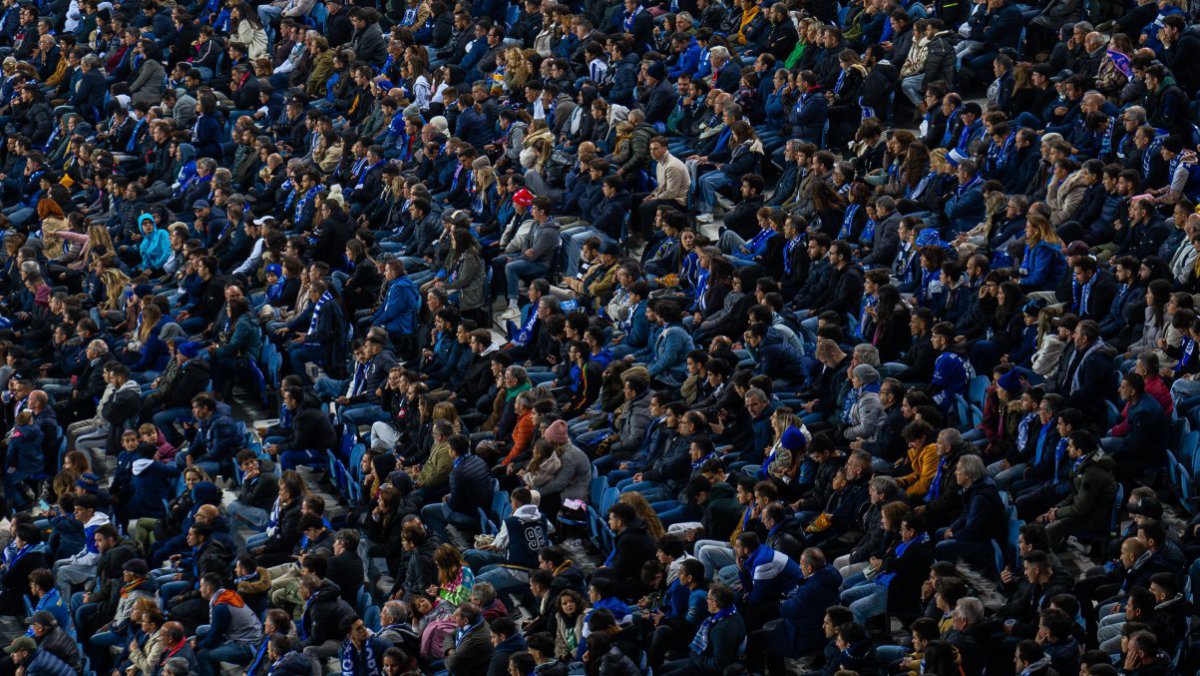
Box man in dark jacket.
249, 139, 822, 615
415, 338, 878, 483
56, 339, 112, 422
641, 62, 679, 126
29, 611, 81, 673
935, 454, 1006, 573
419, 434, 492, 540
595, 502, 657, 600
183, 393, 241, 477
229, 450, 280, 531
752, 548, 842, 675
298, 575, 356, 671
267, 387, 338, 471
443, 602, 493, 675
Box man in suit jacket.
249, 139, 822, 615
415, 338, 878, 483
71, 55, 106, 123
636, 138, 691, 238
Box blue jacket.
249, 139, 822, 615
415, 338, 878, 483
1019, 241, 1066, 291
371, 277, 421, 337
460, 37, 488, 77
139, 227, 171, 270
669, 40, 703, 79
191, 404, 241, 467
609, 53, 640, 104
192, 113, 223, 160
931, 350, 972, 412
7, 423, 42, 475
773, 564, 843, 658
447, 454, 493, 514
1119, 394, 1169, 462
738, 544, 803, 606
788, 91, 828, 144
20, 649, 74, 676
130, 318, 173, 372
455, 106, 492, 150
622, 300, 651, 351
126, 458, 179, 519
948, 477, 1006, 544
647, 324, 693, 387
944, 179, 985, 233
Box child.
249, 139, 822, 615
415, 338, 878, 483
109, 429, 142, 511
5, 410, 43, 510
140, 422, 176, 461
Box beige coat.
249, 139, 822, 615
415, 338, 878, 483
648, 152, 690, 205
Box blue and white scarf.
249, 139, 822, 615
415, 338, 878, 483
307, 291, 333, 338
690, 606, 737, 654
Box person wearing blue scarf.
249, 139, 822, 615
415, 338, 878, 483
339, 618, 388, 676
944, 158, 987, 234
678, 583, 745, 674
841, 516, 932, 624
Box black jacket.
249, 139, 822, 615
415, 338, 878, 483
601, 518, 657, 598
301, 580, 356, 649
446, 453, 493, 514
276, 397, 338, 453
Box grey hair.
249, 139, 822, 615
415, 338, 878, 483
955, 597, 985, 624
88, 339, 109, 354
869, 475, 899, 497
744, 387, 769, 404
381, 600, 411, 624
709, 46, 730, 62
1123, 106, 1147, 123
853, 343, 881, 367
161, 658, 191, 676
957, 454, 986, 482
938, 428, 962, 445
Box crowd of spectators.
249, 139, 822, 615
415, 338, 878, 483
3, 0, 1200, 674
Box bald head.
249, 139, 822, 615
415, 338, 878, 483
27, 390, 47, 410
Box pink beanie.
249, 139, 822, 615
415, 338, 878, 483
544, 420, 569, 445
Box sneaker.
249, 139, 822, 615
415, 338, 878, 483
498, 306, 520, 321
696, 213, 714, 224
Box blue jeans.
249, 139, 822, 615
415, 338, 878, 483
278, 448, 327, 470
420, 502, 478, 541
286, 343, 325, 384
696, 171, 733, 211
152, 406, 192, 445
341, 404, 388, 427
498, 257, 550, 303
840, 581, 888, 624
314, 376, 347, 401
476, 565, 531, 596
198, 641, 254, 676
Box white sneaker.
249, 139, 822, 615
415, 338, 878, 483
498, 306, 520, 321
696, 213, 714, 224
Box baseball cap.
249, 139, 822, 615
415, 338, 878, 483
5, 637, 36, 654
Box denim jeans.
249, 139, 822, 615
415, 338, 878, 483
840, 580, 888, 624
695, 171, 734, 212
340, 404, 388, 428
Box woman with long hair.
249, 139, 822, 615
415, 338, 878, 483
871, 284, 912, 362
1017, 214, 1066, 292
810, 180, 847, 238
969, 280, 1028, 371
338, 238, 381, 316
616, 492, 666, 540
431, 543, 474, 606
442, 228, 486, 326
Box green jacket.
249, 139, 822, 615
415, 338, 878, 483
1055, 451, 1116, 533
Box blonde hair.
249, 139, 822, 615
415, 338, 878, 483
100, 268, 131, 312
137, 303, 162, 344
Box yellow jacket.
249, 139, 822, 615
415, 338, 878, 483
898, 443, 939, 497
